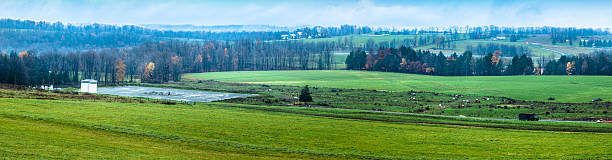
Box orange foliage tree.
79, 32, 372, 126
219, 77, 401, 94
142, 62, 155, 82
114, 59, 126, 83
566, 61, 575, 75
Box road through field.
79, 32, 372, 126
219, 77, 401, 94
528, 42, 567, 57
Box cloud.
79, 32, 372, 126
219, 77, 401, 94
0, 0, 610, 27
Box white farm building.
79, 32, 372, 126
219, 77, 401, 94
80, 79, 97, 93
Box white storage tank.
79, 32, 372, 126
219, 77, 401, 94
80, 79, 97, 93
88, 80, 97, 93
80, 80, 89, 93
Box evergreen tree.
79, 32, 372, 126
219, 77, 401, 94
345, 50, 367, 70
434, 52, 446, 75
356, 50, 367, 69
345, 51, 354, 70
299, 85, 313, 103
519, 54, 534, 75
458, 51, 473, 76
509, 55, 521, 75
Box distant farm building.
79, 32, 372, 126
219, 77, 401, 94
493, 36, 506, 40
41, 85, 53, 90
281, 32, 311, 40
80, 79, 98, 93
281, 35, 289, 40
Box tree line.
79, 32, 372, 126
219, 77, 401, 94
0, 51, 52, 86
0, 40, 338, 87
466, 43, 532, 57
580, 39, 612, 48
346, 46, 611, 76
544, 53, 612, 75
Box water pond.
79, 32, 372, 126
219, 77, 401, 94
98, 86, 255, 102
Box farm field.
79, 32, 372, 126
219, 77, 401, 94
138, 80, 609, 121
332, 54, 348, 69
297, 34, 605, 58
185, 70, 612, 103
537, 43, 598, 56
414, 39, 559, 57
0, 96, 610, 159
298, 34, 419, 45
296, 34, 468, 47
0, 116, 273, 159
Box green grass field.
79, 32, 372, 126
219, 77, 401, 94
294, 34, 468, 47
185, 70, 612, 103
298, 34, 419, 45
138, 80, 609, 120
414, 39, 578, 58
294, 34, 603, 58
0, 116, 273, 159
333, 54, 348, 69
1, 97, 610, 159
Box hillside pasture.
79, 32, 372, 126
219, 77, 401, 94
185, 70, 612, 103
296, 34, 602, 58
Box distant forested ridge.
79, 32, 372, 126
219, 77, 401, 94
0, 19, 152, 52
0, 19, 371, 52
345, 46, 612, 76
3, 18, 608, 52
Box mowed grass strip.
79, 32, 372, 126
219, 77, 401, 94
1, 98, 611, 159
185, 70, 612, 103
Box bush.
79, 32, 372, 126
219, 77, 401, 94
160, 101, 177, 105
299, 85, 313, 102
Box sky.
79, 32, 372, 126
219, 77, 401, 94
1, 0, 611, 28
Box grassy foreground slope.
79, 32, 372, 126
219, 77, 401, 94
1, 98, 610, 159
0, 117, 277, 159
185, 70, 612, 103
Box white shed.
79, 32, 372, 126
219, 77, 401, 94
80, 79, 98, 93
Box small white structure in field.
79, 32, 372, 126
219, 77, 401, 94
80, 79, 97, 93
41, 85, 53, 90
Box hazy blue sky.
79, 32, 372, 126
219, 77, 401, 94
1, 0, 611, 27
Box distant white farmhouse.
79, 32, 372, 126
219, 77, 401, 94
493, 36, 506, 41
41, 85, 53, 90
80, 79, 97, 93
281, 35, 289, 40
